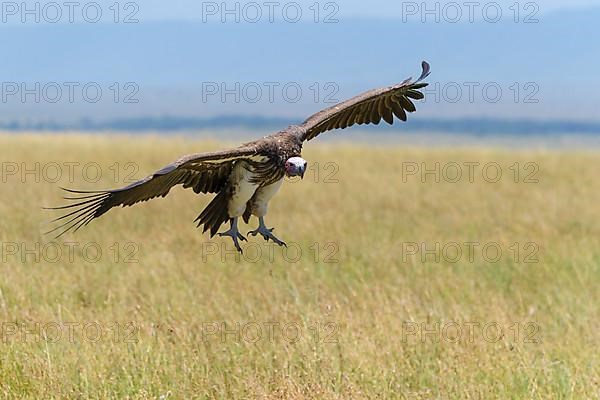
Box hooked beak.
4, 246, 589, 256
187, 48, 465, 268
285, 157, 308, 179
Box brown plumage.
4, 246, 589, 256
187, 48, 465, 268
46, 62, 431, 247
299, 61, 430, 141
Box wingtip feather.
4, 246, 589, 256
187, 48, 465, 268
419, 61, 431, 81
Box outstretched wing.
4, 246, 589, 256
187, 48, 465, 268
298, 61, 431, 141
45, 146, 261, 238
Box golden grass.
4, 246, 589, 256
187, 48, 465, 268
0, 133, 598, 399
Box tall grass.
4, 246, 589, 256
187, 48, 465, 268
0, 133, 598, 399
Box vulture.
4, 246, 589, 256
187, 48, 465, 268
47, 62, 431, 252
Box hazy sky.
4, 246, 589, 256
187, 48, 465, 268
1, 0, 597, 122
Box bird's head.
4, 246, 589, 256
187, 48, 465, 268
285, 157, 307, 179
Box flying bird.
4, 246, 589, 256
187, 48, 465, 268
47, 61, 431, 252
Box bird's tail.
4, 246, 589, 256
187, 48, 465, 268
195, 190, 230, 237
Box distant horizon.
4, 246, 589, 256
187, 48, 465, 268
2, 115, 600, 135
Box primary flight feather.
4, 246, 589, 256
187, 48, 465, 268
47, 61, 431, 252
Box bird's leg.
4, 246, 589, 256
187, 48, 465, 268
248, 217, 287, 247
218, 217, 247, 253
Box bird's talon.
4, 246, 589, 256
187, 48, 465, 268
249, 220, 286, 246
218, 219, 245, 254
